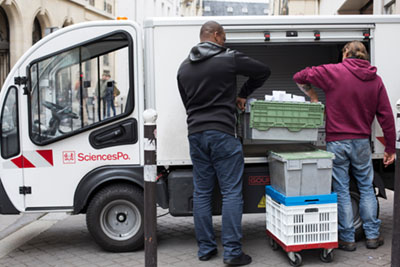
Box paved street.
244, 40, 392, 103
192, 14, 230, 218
0, 191, 394, 267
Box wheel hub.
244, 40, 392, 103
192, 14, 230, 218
117, 212, 127, 223
100, 200, 142, 241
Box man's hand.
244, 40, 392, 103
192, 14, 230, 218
236, 97, 246, 111
383, 152, 395, 167
296, 83, 319, 102
309, 89, 319, 103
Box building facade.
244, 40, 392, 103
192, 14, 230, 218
0, 0, 115, 89
180, 0, 203, 16
202, 0, 269, 16
270, 0, 400, 15
321, 0, 400, 15
116, 0, 180, 26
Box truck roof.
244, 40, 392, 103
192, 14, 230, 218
144, 15, 400, 28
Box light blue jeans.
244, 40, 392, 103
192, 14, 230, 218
189, 130, 244, 260
327, 139, 381, 242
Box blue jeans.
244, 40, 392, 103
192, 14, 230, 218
188, 130, 244, 260
106, 97, 116, 118
327, 139, 381, 242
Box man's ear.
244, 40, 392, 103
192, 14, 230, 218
342, 49, 348, 59
213, 31, 219, 40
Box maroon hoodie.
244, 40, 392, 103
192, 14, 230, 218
293, 58, 396, 154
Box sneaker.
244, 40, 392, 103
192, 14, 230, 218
366, 236, 384, 249
338, 240, 356, 251
223, 253, 252, 266
199, 248, 218, 261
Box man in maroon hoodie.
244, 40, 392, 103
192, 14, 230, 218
293, 41, 395, 251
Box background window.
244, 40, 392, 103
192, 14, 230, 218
32, 17, 42, 45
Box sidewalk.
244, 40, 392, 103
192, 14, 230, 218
0, 192, 394, 266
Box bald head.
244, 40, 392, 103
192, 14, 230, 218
200, 21, 226, 46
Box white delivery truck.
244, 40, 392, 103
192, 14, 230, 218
0, 15, 399, 252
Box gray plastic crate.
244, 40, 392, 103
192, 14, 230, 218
242, 112, 319, 142
268, 150, 335, 196
251, 127, 318, 141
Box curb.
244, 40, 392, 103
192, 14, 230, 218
0, 213, 68, 259
0, 213, 45, 241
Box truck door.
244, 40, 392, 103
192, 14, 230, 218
18, 22, 142, 210
0, 83, 24, 213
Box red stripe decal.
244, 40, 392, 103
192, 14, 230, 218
11, 156, 23, 168
36, 150, 54, 166
376, 137, 386, 146
22, 156, 35, 168
10, 156, 35, 168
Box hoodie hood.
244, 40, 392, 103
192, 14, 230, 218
343, 58, 377, 81
189, 41, 226, 62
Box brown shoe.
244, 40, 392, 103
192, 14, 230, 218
366, 236, 384, 249
338, 240, 356, 251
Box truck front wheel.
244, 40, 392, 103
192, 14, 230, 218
86, 183, 144, 252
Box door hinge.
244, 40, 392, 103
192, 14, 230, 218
14, 76, 28, 85
14, 76, 30, 95
19, 186, 32, 195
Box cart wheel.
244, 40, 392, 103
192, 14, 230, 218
269, 238, 279, 250
320, 249, 334, 263
288, 252, 302, 267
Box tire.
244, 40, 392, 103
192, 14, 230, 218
350, 190, 380, 241
288, 253, 302, 267
269, 237, 279, 250
86, 183, 144, 252
320, 249, 334, 263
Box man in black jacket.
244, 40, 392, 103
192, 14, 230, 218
177, 21, 270, 266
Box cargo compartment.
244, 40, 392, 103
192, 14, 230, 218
227, 42, 361, 151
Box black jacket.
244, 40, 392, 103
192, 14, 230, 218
177, 41, 271, 136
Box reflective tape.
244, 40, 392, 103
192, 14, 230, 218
3, 150, 53, 169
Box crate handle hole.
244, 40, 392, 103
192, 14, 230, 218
305, 208, 319, 213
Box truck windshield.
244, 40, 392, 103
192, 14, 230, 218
28, 32, 132, 145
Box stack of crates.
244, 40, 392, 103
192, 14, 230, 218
265, 151, 338, 265
249, 100, 338, 265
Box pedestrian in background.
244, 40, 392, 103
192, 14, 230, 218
177, 21, 270, 266
293, 40, 396, 252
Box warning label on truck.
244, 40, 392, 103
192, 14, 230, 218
257, 196, 266, 208
248, 175, 270, 186
62, 151, 131, 164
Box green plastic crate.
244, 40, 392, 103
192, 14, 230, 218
250, 101, 325, 132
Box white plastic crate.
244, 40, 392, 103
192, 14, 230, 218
266, 194, 337, 246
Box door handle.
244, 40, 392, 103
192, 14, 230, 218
95, 129, 122, 142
